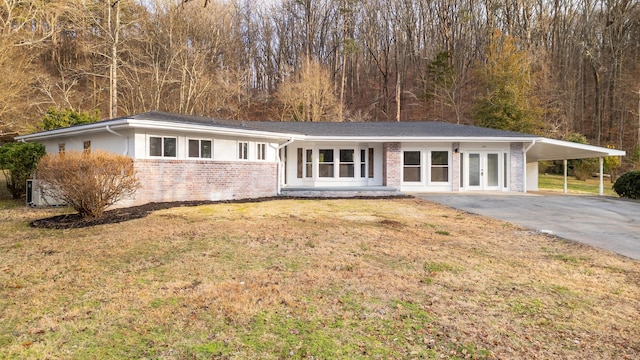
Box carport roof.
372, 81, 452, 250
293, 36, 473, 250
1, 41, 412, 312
527, 138, 625, 160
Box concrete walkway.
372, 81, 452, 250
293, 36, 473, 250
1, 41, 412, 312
419, 193, 640, 260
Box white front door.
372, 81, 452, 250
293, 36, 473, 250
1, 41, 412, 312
467, 152, 501, 190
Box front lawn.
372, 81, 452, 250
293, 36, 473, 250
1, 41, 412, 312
538, 173, 618, 196
0, 198, 638, 358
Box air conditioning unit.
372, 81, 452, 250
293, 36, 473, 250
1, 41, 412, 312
26, 179, 65, 207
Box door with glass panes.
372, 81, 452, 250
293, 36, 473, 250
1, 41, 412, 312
466, 152, 501, 190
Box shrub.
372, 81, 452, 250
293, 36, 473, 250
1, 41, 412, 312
36, 150, 139, 218
612, 171, 640, 199
0, 142, 46, 199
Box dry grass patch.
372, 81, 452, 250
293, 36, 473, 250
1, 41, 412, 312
0, 198, 638, 359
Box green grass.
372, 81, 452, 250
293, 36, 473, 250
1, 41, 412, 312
538, 174, 617, 196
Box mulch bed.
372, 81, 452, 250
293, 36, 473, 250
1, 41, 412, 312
30, 195, 412, 229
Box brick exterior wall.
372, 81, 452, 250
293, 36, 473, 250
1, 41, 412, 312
120, 159, 278, 207
383, 142, 401, 188
510, 142, 525, 192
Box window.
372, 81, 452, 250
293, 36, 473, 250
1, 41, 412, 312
238, 141, 248, 160
430, 151, 449, 182
339, 149, 354, 177
403, 151, 421, 182
305, 149, 313, 178
58, 143, 66, 154
257, 143, 266, 160
188, 139, 212, 158
460, 153, 464, 188
368, 148, 374, 178
297, 148, 303, 178
503, 153, 508, 188
149, 136, 176, 157
318, 149, 334, 177
360, 149, 366, 178
83, 141, 91, 154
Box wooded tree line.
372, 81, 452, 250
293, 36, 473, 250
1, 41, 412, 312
1, 0, 639, 159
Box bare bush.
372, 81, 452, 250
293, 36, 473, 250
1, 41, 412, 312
36, 150, 139, 218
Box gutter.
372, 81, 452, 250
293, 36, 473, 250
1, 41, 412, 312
275, 138, 296, 195
105, 125, 129, 156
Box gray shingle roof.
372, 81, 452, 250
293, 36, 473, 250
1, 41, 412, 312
131, 111, 537, 138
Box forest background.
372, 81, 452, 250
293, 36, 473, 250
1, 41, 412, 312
1, 0, 639, 164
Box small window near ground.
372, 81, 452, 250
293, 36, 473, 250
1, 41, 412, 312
403, 151, 421, 182
257, 143, 266, 160
188, 139, 212, 158
430, 151, 449, 182
238, 141, 248, 160
319, 149, 334, 177
83, 141, 91, 154
149, 136, 176, 157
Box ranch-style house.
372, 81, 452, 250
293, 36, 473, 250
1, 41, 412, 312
16, 111, 625, 207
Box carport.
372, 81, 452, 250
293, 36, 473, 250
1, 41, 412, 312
524, 139, 626, 195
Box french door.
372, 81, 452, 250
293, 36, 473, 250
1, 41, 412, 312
466, 152, 502, 190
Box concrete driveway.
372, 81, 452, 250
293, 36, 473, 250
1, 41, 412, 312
419, 193, 640, 260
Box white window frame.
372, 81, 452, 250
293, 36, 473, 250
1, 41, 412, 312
318, 148, 335, 178
238, 141, 249, 160
428, 150, 450, 184
149, 136, 177, 158
256, 143, 266, 160
360, 149, 367, 178
339, 149, 355, 178
305, 149, 313, 178
402, 150, 422, 183
188, 138, 213, 159
315, 147, 360, 179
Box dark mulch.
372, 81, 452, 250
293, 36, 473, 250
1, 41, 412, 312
29, 195, 412, 229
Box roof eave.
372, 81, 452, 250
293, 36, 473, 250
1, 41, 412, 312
126, 119, 297, 141
298, 136, 538, 142
14, 119, 129, 141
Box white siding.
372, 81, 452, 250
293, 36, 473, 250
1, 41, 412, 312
526, 161, 539, 191
41, 131, 133, 155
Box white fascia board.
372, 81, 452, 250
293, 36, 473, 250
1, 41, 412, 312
15, 118, 299, 143
14, 119, 129, 141
539, 138, 626, 157
297, 136, 539, 143
125, 119, 296, 141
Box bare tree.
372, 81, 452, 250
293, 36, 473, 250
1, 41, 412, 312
276, 57, 339, 122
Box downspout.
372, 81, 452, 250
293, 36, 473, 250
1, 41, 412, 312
276, 138, 296, 195
522, 140, 536, 193
105, 125, 129, 156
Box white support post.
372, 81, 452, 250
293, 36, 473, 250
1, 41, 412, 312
563, 159, 568, 194
599, 157, 604, 196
